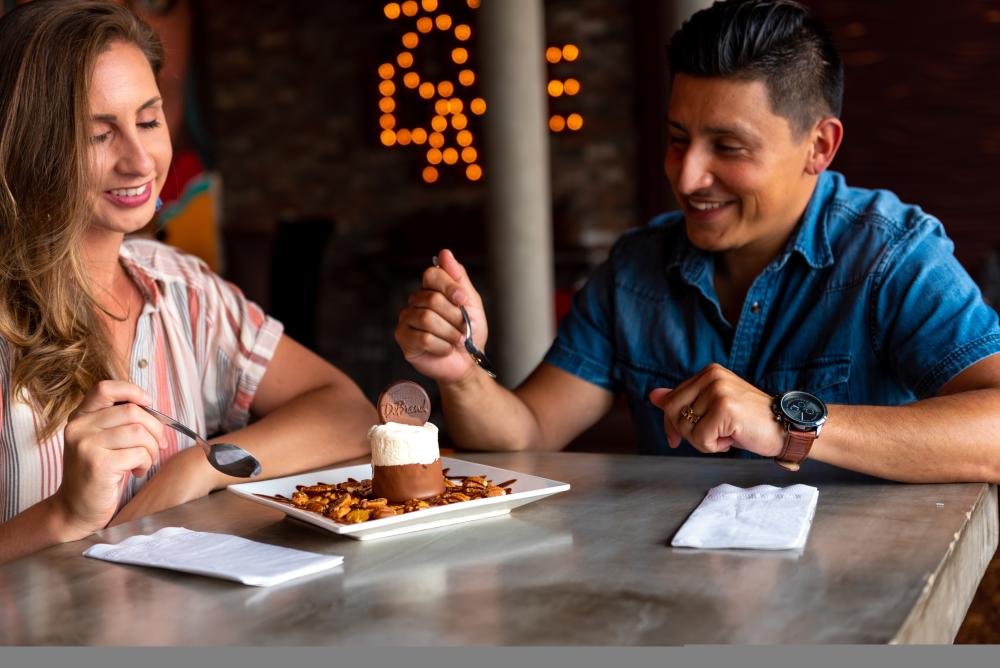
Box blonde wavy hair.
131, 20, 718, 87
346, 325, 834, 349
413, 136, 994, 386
0, 1, 163, 438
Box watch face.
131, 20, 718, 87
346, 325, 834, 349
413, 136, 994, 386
779, 391, 828, 429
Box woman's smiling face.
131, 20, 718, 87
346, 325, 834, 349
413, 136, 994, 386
87, 40, 171, 236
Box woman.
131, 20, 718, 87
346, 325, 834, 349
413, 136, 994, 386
0, 0, 375, 563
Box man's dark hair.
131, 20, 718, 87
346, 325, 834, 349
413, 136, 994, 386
668, 0, 843, 136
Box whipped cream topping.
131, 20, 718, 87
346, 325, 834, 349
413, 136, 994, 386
368, 422, 440, 466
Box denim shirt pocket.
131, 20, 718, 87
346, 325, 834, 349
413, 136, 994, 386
760, 354, 853, 404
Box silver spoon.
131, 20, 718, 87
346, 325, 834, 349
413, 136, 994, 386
432, 256, 497, 379
460, 305, 497, 379
138, 405, 262, 478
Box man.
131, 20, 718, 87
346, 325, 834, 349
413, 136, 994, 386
395, 0, 1000, 483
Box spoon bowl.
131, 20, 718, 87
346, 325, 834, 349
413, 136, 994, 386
139, 405, 262, 478
460, 305, 497, 379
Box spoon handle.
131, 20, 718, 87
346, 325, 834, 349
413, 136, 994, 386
138, 405, 212, 455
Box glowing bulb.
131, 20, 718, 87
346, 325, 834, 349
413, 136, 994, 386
429, 131, 445, 148
467, 0, 480, 8
431, 115, 448, 132
451, 47, 468, 65
403, 72, 420, 88
434, 99, 449, 116
379, 97, 395, 113
402, 32, 419, 49
378, 63, 395, 79
416, 16, 433, 32
437, 81, 454, 97
461, 146, 477, 163
455, 24, 472, 41
447, 98, 464, 114
426, 148, 443, 164
548, 80, 564, 97
456, 129, 473, 146
379, 113, 396, 130
380, 129, 397, 146
396, 128, 412, 145
411, 128, 428, 144
470, 98, 487, 115
422, 166, 439, 183
567, 113, 583, 131
562, 44, 579, 61
401, 1, 418, 17
458, 69, 475, 86
442, 147, 459, 165
549, 115, 566, 132
545, 47, 562, 64
421, 0, 438, 11
466, 164, 482, 181
435, 14, 452, 30
397, 51, 413, 68
384, 3, 401, 19
564, 78, 580, 95
419, 82, 436, 99
451, 113, 468, 130
379, 80, 396, 96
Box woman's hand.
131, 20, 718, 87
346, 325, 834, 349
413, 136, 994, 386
52, 380, 166, 540
395, 249, 488, 385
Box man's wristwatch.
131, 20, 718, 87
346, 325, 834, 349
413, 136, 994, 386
771, 390, 828, 471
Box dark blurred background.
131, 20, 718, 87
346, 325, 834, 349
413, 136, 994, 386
195, 0, 1000, 407
4, 0, 998, 441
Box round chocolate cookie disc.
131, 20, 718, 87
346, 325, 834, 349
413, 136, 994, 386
377, 380, 431, 426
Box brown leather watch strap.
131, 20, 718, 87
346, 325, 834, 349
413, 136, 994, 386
774, 429, 816, 472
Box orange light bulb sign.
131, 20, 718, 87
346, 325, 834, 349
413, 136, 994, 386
547, 43, 583, 133
379, 2, 483, 183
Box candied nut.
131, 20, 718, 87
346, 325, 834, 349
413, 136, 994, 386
344, 509, 372, 524
485, 486, 506, 497
291, 491, 310, 506
361, 498, 388, 509
373, 507, 399, 519
497, 479, 517, 488
301, 484, 337, 494
306, 501, 328, 513
447, 492, 472, 502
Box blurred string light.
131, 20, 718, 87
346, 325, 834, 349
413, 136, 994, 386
380, 5, 582, 184
547, 43, 582, 133
380, 0, 483, 183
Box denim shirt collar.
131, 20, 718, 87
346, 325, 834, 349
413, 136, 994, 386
666, 170, 838, 291
784, 170, 836, 270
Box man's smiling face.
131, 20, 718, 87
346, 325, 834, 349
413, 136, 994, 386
664, 74, 820, 256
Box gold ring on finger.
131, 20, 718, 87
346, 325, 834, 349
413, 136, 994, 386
680, 405, 702, 424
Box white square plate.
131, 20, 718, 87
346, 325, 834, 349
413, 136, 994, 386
226, 457, 570, 540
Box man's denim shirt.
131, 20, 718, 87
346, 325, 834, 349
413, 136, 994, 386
544, 171, 1000, 456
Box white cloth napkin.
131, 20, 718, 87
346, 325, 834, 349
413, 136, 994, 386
671, 483, 819, 550
83, 527, 344, 586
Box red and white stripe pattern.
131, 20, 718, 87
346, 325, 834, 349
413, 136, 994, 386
0, 239, 283, 522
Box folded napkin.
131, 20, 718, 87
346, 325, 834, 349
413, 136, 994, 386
671, 483, 819, 550
83, 527, 343, 586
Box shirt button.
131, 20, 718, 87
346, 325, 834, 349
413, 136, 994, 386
750, 302, 762, 313
137, 359, 148, 369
